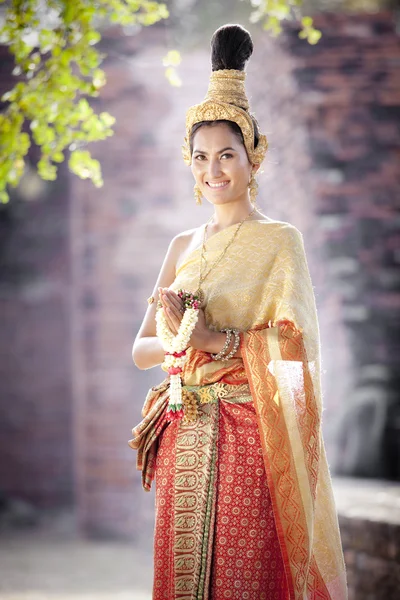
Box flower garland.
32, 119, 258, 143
156, 289, 200, 421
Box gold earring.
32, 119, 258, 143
249, 172, 258, 205
194, 184, 202, 206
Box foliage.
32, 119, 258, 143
247, 0, 321, 42
163, 49, 182, 87
0, 0, 169, 203
0, 0, 319, 203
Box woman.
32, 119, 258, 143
130, 24, 348, 600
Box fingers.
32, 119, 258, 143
166, 306, 181, 332
159, 288, 183, 314
158, 288, 183, 334
163, 306, 178, 335
161, 288, 183, 312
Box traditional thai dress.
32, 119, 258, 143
129, 220, 348, 600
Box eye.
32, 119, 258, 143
194, 154, 206, 161
221, 153, 233, 159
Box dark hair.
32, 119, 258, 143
190, 24, 260, 158
211, 24, 253, 72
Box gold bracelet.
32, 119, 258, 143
221, 329, 240, 361
211, 329, 233, 361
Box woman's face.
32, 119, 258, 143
191, 122, 256, 206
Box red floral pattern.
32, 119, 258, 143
153, 399, 289, 599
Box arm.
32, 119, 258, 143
158, 288, 242, 359
134, 297, 241, 370
132, 235, 185, 370
133, 248, 242, 370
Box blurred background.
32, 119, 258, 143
0, 0, 399, 599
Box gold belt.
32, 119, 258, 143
181, 381, 252, 423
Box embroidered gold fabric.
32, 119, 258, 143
181, 69, 268, 166
205, 69, 249, 109
171, 220, 321, 412
181, 382, 252, 424
174, 401, 219, 598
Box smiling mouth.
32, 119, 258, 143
206, 180, 230, 189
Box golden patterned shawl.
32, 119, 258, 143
131, 219, 348, 599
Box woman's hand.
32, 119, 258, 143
158, 287, 211, 350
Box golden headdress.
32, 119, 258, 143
182, 68, 268, 166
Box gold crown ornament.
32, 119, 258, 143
182, 69, 268, 166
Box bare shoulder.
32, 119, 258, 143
165, 228, 193, 260
173, 226, 200, 247
173, 225, 204, 272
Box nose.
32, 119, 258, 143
208, 158, 223, 179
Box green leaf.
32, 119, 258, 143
99, 112, 116, 128
308, 29, 322, 45
92, 68, 106, 89
163, 50, 181, 67
77, 99, 92, 120
69, 150, 103, 187
165, 67, 182, 87
1, 90, 15, 102
39, 29, 56, 53
86, 31, 101, 46
263, 16, 282, 36
301, 16, 313, 28
52, 151, 65, 163
0, 190, 10, 204
38, 157, 57, 181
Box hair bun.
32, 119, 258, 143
211, 24, 253, 72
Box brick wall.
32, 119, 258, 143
282, 11, 400, 479
70, 27, 179, 537
0, 49, 73, 507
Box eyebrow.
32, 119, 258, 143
192, 146, 236, 154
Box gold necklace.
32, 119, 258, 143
194, 205, 257, 305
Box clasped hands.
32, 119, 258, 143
158, 287, 210, 351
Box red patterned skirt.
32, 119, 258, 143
153, 386, 290, 600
